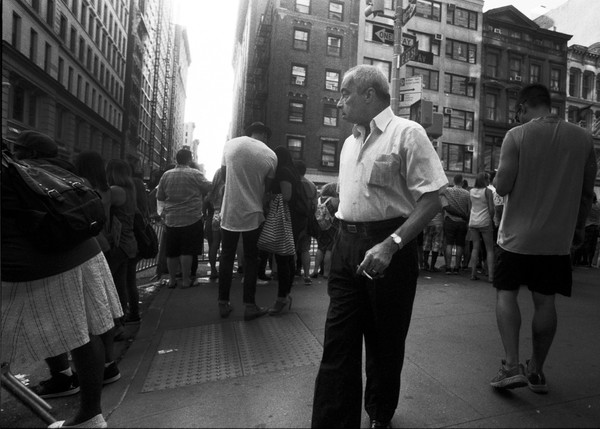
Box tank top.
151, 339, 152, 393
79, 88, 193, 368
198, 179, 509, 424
469, 188, 491, 228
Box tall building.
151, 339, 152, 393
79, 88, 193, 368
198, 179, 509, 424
166, 24, 191, 163
3, 0, 128, 161
534, 0, 600, 47
182, 121, 195, 149
481, 6, 572, 173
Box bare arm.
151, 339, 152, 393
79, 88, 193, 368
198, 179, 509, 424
485, 188, 495, 219
495, 134, 518, 197
279, 180, 293, 202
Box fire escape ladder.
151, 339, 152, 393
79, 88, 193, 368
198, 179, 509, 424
248, 0, 273, 123
148, 0, 164, 174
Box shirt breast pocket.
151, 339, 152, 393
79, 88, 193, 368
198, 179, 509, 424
368, 156, 398, 188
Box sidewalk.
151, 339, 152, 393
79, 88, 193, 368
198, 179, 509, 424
3, 263, 599, 428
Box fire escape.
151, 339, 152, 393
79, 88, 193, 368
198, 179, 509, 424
159, 19, 173, 170
166, 29, 179, 164
247, 0, 274, 125
147, 0, 165, 173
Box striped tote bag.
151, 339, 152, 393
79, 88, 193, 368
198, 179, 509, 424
257, 194, 295, 256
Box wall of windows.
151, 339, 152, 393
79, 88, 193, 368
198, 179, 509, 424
407, 66, 439, 90
443, 108, 474, 131
446, 39, 477, 64
446, 5, 477, 30
444, 74, 475, 97
415, 0, 441, 21
441, 143, 472, 173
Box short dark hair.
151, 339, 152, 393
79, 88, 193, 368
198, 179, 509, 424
453, 174, 463, 186
176, 149, 193, 165
293, 159, 307, 176
517, 84, 551, 109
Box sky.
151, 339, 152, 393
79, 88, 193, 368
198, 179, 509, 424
173, 0, 568, 179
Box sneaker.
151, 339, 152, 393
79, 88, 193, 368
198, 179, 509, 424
103, 362, 121, 385
303, 276, 312, 285
525, 360, 548, 394
257, 274, 272, 281
490, 360, 528, 389
123, 314, 141, 325
32, 373, 80, 399
445, 268, 452, 275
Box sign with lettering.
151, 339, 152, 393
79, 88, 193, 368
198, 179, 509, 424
398, 44, 418, 68
401, 33, 416, 47
414, 50, 434, 65
402, 0, 418, 25
372, 24, 394, 46
398, 76, 423, 109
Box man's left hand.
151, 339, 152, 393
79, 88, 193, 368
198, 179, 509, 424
356, 239, 396, 278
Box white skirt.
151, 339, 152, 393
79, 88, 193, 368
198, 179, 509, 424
1, 252, 123, 369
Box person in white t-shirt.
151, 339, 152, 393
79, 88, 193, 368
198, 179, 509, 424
217, 122, 278, 322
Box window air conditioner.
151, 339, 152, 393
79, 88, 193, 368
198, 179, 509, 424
466, 145, 474, 152
443, 107, 453, 114
435, 33, 443, 40
515, 75, 522, 82
494, 28, 502, 34
468, 77, 477, 83
448, 4, 455, 10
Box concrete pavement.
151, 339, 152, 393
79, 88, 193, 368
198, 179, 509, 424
104, 263, 599, 428
2, 262, 598, 428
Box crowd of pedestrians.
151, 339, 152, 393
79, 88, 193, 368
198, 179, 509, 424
1, 71, 597, 429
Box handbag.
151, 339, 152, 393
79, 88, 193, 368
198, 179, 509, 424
133, 211, 159, 259
258, 194, 295, 256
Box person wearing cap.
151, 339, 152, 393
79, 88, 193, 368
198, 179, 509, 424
218, 122, 278, 321
311, 65, 448, 429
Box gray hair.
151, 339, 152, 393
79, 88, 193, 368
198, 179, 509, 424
344, 65, 390, 103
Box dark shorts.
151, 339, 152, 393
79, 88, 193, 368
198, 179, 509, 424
443, 218, 468, 246
494, 247, 572, 297
165, 219, 204, 258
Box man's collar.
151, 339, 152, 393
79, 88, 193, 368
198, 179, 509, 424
352, 106, 394, 138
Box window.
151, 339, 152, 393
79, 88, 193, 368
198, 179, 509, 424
329, 2, 343, 21
77, 75, 82, 98
9, 81, 38, 127
287, 136, 304, 160
68, 66, 74, 91
446, 39, 476, 64
32, 0, 40, 13
550, 68, 561, 91
441, 143, 472, 173
323, 104, 338, 126
509, 57, 522, 80
293, 29, 309, 51
58, 57, 64, 84
94, 55, 99, 77
406, 66, 439, 90
582, 72, 593, 100
85, 82, 90, 104
30, 29, 38, 62
408, 31, 440, 56
291, 64, 307, 86
12, 13, 22, 49
415, 0, 441, 22
72, 0, 78, 18
70, 27, 77, 52
325, 70, 340, 91
483, 135, 503, 171
289, 100, 305, 123
327, 35, 342, 57
86, 47, 92, 69
46, 0, 55, 26
364, 57, 392, 82
485, 52, 498, 78
444, 74, 475, 97
59, 14, 67, 41
530, 63, 541, 84
295, 0, 310, 14
443, 108, 474, 131
507, 93, 518, 123
447, 6, 477, 30
568, 69, 578, 97
79, 37, 85, 61
485, 93, 498, 121
88, 14, 95, 38
321, 139, 338, 168
596, 76, 600, 102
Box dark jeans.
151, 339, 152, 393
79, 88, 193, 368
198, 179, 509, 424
218, 227, 261, 305
104, 247, 129, 316
274, 254, 295, 298
125, 256, 140, 318
311, 220, 419, 428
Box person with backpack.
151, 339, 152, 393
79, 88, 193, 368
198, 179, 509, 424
267, 146, 309, 315
2, 131, 122, 428
311, 182, 339, 280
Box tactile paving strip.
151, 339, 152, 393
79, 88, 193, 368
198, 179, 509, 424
142, 313, 322, 392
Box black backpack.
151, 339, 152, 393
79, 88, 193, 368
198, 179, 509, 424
1, 151, 106, 251
133, 211, 159, 259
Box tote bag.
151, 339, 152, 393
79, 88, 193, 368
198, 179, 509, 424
258, 194, 295, 256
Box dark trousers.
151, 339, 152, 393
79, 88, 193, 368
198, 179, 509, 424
218, 227, 261, 304
311, 220, 418, 428
274, 254, 295, 298
125, 256, 140, 318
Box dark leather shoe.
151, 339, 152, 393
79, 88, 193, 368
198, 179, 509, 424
244, 304, 268, 321
370, 419, 391, 428
218, 302, 233, 318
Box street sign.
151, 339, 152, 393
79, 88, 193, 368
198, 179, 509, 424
413, 50, 434, 65
372, 24, 394, 46
398, 43, 418, 68
398, 76, 423, 109
402, 0, 417, 25
401, 32, 416, 47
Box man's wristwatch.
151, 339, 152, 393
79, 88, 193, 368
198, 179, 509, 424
390, 233, 403, 250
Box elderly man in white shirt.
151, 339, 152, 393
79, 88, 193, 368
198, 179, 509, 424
311, 65, 448, 429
